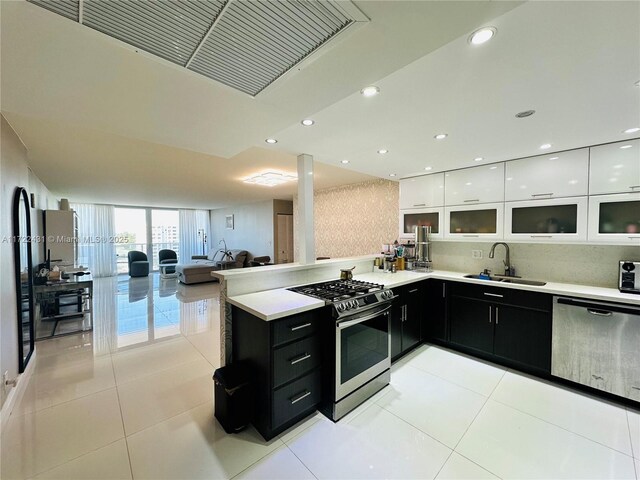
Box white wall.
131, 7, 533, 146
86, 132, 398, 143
210, 200, 275, 261
431, 241, 638, 288
0, 115, 57, 408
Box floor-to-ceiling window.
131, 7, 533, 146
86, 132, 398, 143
114, 207, 180, 274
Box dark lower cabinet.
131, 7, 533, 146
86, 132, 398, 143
391, 282, 425, 360
423, 279, 448, 342
449, 296, 493, 354
448, 282, 552, 373
232, 306, 324, 440
492, 304, 551, 372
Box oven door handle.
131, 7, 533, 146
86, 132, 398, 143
338, 305, 392, 330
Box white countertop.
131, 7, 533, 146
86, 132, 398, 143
228, 269, 640, 321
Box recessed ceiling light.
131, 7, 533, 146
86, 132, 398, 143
540, 143, 552, 150
377, 149, 388, 154
341, 160, 350, 164
424, 166, 433, 171
515, 110, 536, 118
465, 182, 472, 186
265, 138, 277, 144
389, 173, 396, 177
474, 157, 484, 162
361, 85, 380, 97
469, 26, 497, 45
549, 156, 559, 160
623, 127, 640, 134
301, 119, 315, 126
620, 144, 633, 149
489, 166, 498, 170
434, 133, 448, 140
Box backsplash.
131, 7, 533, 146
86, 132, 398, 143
431, 241, 639, 288
294, 178, 399, 260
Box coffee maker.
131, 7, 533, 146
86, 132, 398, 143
414, 226, 432, 272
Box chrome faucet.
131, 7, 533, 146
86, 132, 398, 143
489, 242, 514, 277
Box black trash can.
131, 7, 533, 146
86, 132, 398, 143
213, 362, 253, 433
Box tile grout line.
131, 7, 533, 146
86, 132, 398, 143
124, 400, 212, 439
284, 443, 319, 480
110, 354, 135, 480
489, 395, 637, 460
626, 409, 639, 480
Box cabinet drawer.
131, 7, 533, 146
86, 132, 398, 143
273, 336, 321, 388
272, 369, 321, 428
451, 282, 551, 312
272, 311, 320, 347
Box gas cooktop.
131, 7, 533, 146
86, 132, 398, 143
288, 279, 386, 303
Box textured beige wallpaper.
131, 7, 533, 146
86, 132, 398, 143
294, 179, 399, 260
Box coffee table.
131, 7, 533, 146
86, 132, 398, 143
159, 262, 178, 279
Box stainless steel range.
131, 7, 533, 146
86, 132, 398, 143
288, 279, 395, 421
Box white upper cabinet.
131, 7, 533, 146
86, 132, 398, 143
504, 149, 589, 201
444, 164, 504, 206
399, 173, 445, 209
589, 139, 640, 195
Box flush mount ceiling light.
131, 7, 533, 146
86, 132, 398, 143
620, 144, 633, 149
389, 173, 396, 177
434, 133, 448, 140
540, 143, 552, 150
549, 156, 559, 160
361, 85, 380, 97
265, 138, 278, 144
474, 157, 484, 162
377, 149, 389, 154
515, 110, 536, 118
341, 160, 350, 164
424, 166, 433, 171
243, 171, 297, 187
623, 127, 640, 134
301, 119, 315, 126
468, 26, 497, 45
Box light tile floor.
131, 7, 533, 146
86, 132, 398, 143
2, 274, 639, 479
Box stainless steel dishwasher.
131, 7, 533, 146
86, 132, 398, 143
552, 296, 640, 402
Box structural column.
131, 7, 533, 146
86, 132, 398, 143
297, 153, 315, 264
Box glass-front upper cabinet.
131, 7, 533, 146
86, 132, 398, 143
504, 148, 589, 201
505, 197, 588, 242
589, 139, 640, 195
444, 203, 504, 240
445, 164, 504, 206
399, 173, 445, 209
399, 208, 443, 240
588, 193, 640, 244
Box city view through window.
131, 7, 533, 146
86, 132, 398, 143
114, 208, 180, 274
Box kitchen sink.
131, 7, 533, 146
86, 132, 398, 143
463, 274, 546, 286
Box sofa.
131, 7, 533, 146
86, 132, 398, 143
176, 249, 248, 285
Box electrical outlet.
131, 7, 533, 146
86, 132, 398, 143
472, 250, 483, 259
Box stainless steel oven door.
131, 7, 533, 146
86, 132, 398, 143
335, 303, 391, 400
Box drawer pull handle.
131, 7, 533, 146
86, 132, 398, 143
462, 234, 479, 237
531, 193, 554, 197
587, 309, 612, 316
290, 323, 312, 331
413, 203, 426, 207
409, 288, 418, 293
591, 374, 604, 381
290, 390, 311, 404
290, 353, 311, 365
483, 292, 504, 298
463, 199, 480, 203
629, 185, 640, 190
632, 386, 640, 391
495, 306, 499, 325
629, 236, 640, 239
530, 235, 553, 238
489, 305, 492, 324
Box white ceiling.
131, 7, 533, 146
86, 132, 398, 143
3, 1, 637, 208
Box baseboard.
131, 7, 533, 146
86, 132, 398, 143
0, 349, 36, 432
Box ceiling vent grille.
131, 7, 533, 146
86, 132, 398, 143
82, 0, 227, 66
29, 0, 79, 21
187, 0, 354, 95
27, 0, 365, 96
